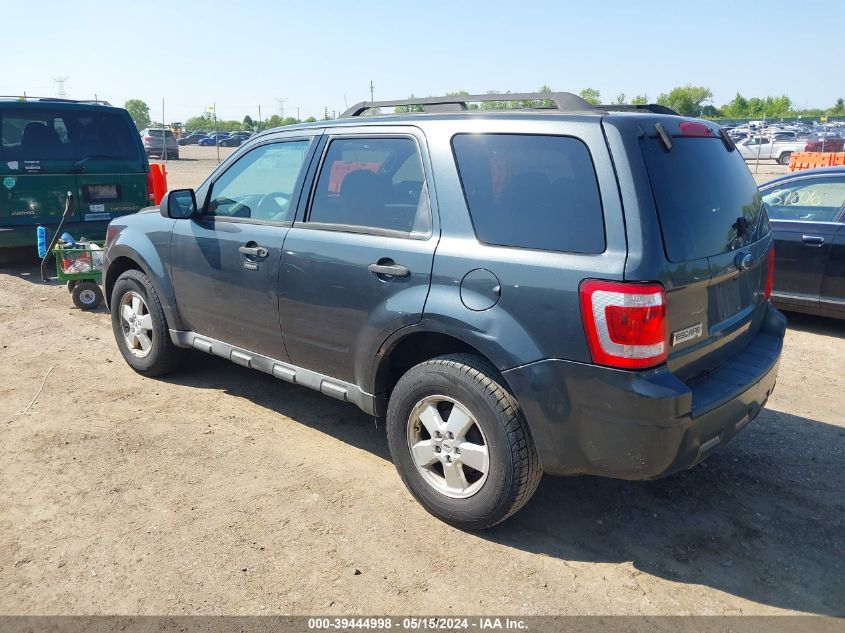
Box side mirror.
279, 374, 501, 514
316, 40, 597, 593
160, 188, 197, 219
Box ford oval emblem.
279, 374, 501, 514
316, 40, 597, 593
735, 252, 754, 271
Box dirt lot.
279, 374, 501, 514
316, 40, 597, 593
0, 152, 842, 617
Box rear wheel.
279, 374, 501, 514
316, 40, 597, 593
110, 269, 184, 376
779, 152, 792, 166
71, 281, 103, 310
386, 354, 542, 530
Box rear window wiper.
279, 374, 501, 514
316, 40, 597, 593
71, 155, 124, 172
654, 123, 673, 151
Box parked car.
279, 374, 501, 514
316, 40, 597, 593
0, 97, 151, 250
735, 136, 805, 165
178, 132, 206, 146
102, 93, 784, 529
197, 133, 229, 146
140, 128, 179, 159
803, 136, 845, 153
760, 166, 845, 319
219, 135, 242, 147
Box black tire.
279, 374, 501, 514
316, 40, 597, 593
386, 353, 542, 530
66, 280, 77, 292
71, 281, 103, 310
779, 152, 792, 166
110, 269, 184, 376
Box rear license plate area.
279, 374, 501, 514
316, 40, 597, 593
83, 184, 121, 202
715, 277, 742, 321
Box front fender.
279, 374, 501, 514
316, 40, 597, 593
103, 215, 182, 330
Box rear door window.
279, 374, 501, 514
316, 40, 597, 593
761, 178, 845, 222
640, 134, 764, 262
0, 108, 140, 163
451, 134, 605, 253
307, 137, 431, 236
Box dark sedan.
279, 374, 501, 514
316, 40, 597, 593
178, 132, 206, 146
761, 167, 845, 319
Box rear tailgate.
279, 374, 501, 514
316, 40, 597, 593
636, 119, 773, 389
76, 159, 149, 223
1, 105, 147, 231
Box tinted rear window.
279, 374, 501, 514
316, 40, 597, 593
452, 134, 605, 253
640, 136, 764, 262
0, 108, 140, 162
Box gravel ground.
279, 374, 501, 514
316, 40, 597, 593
0, 152, 841, 617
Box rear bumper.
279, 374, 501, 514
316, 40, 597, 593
502, 303, 786, 479
0, 220, 111, 249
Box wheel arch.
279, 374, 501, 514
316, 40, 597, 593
104, 255, 146, 307
370, 328, 516, 408
104, 241, 185, 331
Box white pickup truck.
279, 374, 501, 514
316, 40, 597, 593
735, 136, 806, 165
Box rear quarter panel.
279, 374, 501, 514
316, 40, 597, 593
408, 117, 627, 371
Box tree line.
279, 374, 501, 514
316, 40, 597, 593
122, 99, 322, 133
397, 86, 844, 119
122, 86, 845, 133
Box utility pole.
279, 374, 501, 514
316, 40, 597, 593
369, 80, 374, 102
162, 98, 167, 161
258, 104, 262, 131
52, 76, 69, 98
213, 102, 219, 164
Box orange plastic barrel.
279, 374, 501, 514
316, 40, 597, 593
149, 163, 168, 205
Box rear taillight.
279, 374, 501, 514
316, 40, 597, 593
143, 136, 154, 142
146, 171, 155, 204
764, 246, 775, 300
579, 280, 668, 370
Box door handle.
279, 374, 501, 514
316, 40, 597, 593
239, 244, 269, 258
368, 262, 411, 278
802, 235, 825, 247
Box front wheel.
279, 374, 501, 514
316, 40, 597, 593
110, 269, 184, 376
386, 354, 542, 530
779, 152, 792, 166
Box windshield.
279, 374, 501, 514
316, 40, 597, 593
640, 136, 764, 262
0, 108, 141, 162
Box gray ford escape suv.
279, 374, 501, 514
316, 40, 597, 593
102, 93, 785, 529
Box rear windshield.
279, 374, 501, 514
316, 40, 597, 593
641, 136, 764, 262
146, 129, 174, 138
0, 107, 141, 162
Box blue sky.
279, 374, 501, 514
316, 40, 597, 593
3, 0, 842, 123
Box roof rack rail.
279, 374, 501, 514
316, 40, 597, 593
0, 95, 112, 106
597, 103, 679, 115
341, 92, 593, 118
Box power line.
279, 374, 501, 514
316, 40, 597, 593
52, 76, 69, 98
275, 97, 287, 119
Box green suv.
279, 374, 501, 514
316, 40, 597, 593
0, 98, 151, 251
